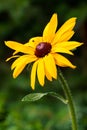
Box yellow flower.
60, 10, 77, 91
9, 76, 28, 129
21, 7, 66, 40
5, 13, 83, 89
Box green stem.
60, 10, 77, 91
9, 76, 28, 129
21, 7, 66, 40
58, 68, 78, 130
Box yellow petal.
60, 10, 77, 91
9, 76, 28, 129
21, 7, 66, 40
28, 37, 43, 48
31, 61, 38, 90
13, 58, 27, 78
12, 38, 42, 55
45, 67, 52, 81
53, 53, 76, 69
11, 55, 37, 70
52, 47, 73, 55
5, 41, 34, 54
44, 54, 57, 79
6, 55, 20, 62
12, 55, 37, 78
56, 31, 74, 43
52, 17, 76, 44
37, 58, 45, 86
43, 13, 57, 43
13, 51, 19, 55
54, 41, 83, 50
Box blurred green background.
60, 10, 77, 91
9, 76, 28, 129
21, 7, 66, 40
0, 0, 87, 130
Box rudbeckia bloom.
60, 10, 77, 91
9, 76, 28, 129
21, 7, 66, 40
5, 13, 83, 89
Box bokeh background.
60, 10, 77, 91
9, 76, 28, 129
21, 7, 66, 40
0, 0, 87, 130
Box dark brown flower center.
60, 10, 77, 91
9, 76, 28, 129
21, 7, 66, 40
35, 42, 52, 57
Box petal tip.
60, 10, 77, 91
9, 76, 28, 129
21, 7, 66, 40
53, 13, 57, 16
52, 13, 57, 21
72, 65, 76, 69
13, 75, 16, 79
41, 82, 45, 87
80, 42, 84, 45
53, 74, 57, 80
4, 41, 7, 45
72, 17, 77, 21
6, 58, 9, 62
13, 72, 18, 79
31, 86, 35, 90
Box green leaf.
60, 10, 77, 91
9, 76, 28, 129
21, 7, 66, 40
22, 93, 47, 102
22, 92, 68, 104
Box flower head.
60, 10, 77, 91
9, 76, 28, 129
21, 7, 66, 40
5, 13, 83, 89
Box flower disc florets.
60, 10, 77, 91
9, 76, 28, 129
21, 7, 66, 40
35, 42, 52, 57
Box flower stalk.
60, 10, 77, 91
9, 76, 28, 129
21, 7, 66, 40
58, 68, 78, 130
